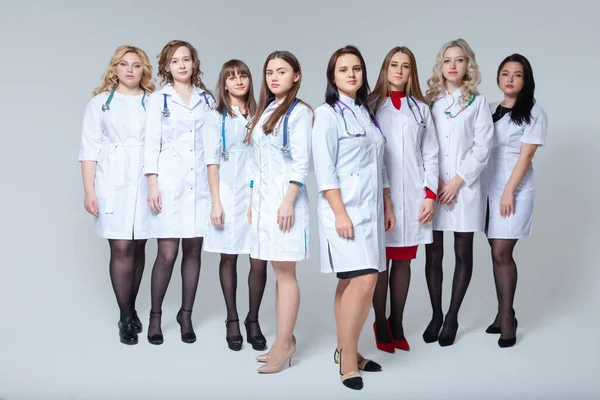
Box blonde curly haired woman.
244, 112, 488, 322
422, 38, 493, 347
79, 45, 155, 345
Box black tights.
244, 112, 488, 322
424, 231, 474, 337
148, 238, 203, 337
372, 260, 411, 342
219, 255, 268, 338
488, 238, 519, 338
108, 239, 146, 320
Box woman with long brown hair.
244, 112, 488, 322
246, 50, 312, 374
143, 40, 216, 345
369, 46, 439, 353
204, 59, 269, 352
79, 45, 155, 345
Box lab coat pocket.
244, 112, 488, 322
158, 150, 184, 189
338, 173, 361, 225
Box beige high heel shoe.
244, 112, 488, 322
256, 341, 296, 374
256, 335, 296, 363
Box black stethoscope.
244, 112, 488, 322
102, 89, 146, 112
277, 98, 299, 156
405, 95, 426, 128
161, 90, 216, 117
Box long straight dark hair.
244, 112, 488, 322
246, 50, 309, 143
325, 45, 373, 118
497, 53, 536, 126
215, 59, 257, 118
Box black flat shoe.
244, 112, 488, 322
338, 349, 363, 390
147, 310, 163, 345
132, 309, 143, 334
176, 309, 196, 344
118, 315, 138, 345
244, 318, 267, 351
225, 319, 243, 351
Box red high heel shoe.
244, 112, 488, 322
373, 321, 395, 353
388, 318, 410, 351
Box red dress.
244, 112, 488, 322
385, 91, 437, 261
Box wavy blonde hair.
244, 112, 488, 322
92, 45, 155, 96
425, 38, 480, 105
157, 40, 209, 92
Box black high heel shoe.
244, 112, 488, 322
487, 318, 518, 334
132, 309, 142, 334
225, 319, 243, 351
118, 314, 138, 345
176, 309, 196, 344
338, 349, 363, 390
244, 318, 267, 351
147, 311, 163, 345
423, 314, 444, 343
438, 318, 459, 347
498, 317, 518, 348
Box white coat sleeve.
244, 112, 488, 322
204, 111, 221, 166
421, 105, 440, 194
312, 107, 340, 192
79, 98, 103, 161
143, 94, 162, 175
456, 95, 494, 187
288, 105, 313, 186
520, 105, 547, 146
382, 153, 390, 190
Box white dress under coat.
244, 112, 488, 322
486, 102, 547, 239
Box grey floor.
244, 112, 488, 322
2, 177, 599, 400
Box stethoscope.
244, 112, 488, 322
161, 90, 216, 117
102, 88, 146, 112
431, 94, 476, 119
405, 95, 426, 128
335, 99, 387, 143
279, 98, 299, 155
220, 109, 252, 160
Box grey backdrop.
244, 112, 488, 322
1, 0, 598, 399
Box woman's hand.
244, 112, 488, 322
499, 190, 515, 218
438, 176, 463, 205
277, 200, 295, 232
211, 204, 225, 227
335, 212, 354, 239
84, 191, 98, 217
148, 183, 162, 213
418, 198, 435, 224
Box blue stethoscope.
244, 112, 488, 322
335, 99, 386, 143
429, 94, 476, 118
102, 88, 146, 112
161, 90, 216, 117
280, 98, 299, 155
221, 109, 252, 161
405, 95, 426, 128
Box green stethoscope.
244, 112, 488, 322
102, 89, 146, 112
220, 110, 252, 161
430, 94, 476, 118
